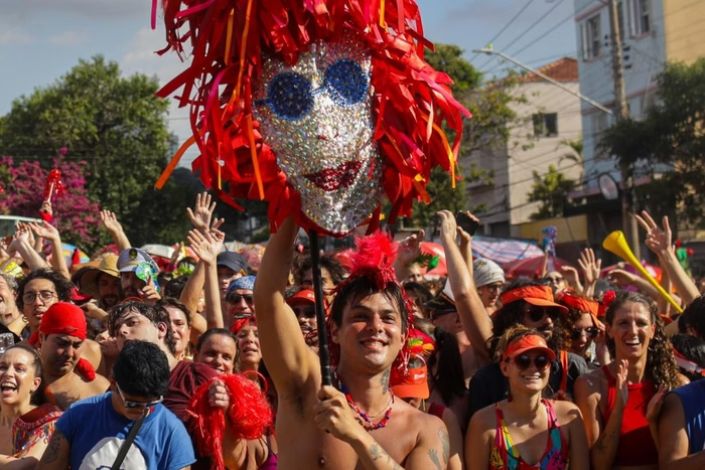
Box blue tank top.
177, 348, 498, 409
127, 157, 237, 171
672, 380, 705, 454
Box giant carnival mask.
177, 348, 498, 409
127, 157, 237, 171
154, 0, 469, 236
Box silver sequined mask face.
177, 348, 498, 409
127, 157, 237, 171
254, 38, 382, 235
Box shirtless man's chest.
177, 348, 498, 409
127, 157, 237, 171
276, 397, 418, 470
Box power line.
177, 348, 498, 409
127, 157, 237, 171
499, 0, 566, 55
470, 0, 538, 63
509, 11, 574, 57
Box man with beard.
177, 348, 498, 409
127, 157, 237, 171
38, 302, 110, 410
286, 288, 318, 352
117, 248, 161, 302
255, 218, 449, 469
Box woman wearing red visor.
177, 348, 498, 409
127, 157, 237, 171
468, 326, 589, 470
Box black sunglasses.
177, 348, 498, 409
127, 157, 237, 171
570, 327, 599, 340
227, 293, 254, 305
511, 353, 551, 370
525, 306, 552, 323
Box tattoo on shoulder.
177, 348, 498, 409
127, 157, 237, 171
41, 430, 66, 464
438, 428, 450, 463
428, 448, 442, 470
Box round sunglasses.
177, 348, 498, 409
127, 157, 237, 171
570, 327, 599, 340
508, 353, 551, 371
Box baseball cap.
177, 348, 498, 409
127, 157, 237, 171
117, 248, 159, 274
498, 285, 568, 314
502, 333, 556, 362
216, 251, 248, 274
391, 362, 430, 399
286, 289, 315, 306
424, 293, 456, 319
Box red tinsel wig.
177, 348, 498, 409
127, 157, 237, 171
188, 374, 273, 470
154, 0, 470, 233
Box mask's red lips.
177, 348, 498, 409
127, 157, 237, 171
304, 161, 362, 191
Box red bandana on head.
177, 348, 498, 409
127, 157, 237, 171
152, 0, 470, 236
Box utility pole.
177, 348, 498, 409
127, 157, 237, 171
608, 0, 641, 259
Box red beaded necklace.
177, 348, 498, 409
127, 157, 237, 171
345, 393, 395, 431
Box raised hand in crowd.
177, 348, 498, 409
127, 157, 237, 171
437, 209, 493, 365
187, 191, 218, 232
99, 209, 131, 250
8, 223, 48, 271
393, 228, 424, 283
188, 228, 225, 329
577, 247, 601, 298
636, 210, 700, 306
28, 220, 70, 280
560, 265, 584, 294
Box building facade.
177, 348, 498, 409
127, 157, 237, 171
465, 58, 583, 239
574, 0, 705, 192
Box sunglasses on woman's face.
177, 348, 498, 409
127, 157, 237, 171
510, 353, 551, 371
570, 327, 599, 340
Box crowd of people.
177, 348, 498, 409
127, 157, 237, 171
0, 192, 704, 469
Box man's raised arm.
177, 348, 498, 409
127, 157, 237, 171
254, 217, 319, 394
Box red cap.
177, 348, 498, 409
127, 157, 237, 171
499, 285, 568, 314
39, 302, 87, 340
286, 289, 315, 306
391, 363, 430, 399
502, 334, 556, 362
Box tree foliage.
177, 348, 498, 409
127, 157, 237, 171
600, 58, 705, 226
0, 56, 177, 247
0, 155, 101, 246
527, 164, 576, 220
407, 44, 516, 228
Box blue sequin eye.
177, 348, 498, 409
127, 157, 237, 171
324, 59, 368, 105
265, 72, 313, 120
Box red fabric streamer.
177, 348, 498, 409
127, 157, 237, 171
187, 374, 273, 470
153, 0, 470, 236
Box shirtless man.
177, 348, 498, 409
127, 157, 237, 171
38, 302, 109, 410
255, 218, 449, 469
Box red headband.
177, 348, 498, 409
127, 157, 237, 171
39, 302, 87, 340
556, 291, 599, 316
499, 285, 567, 313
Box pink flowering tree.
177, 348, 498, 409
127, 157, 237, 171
0, 155, 101, 249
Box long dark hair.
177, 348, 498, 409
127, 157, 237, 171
427, 327, 466, 406
605, 291, 680, 389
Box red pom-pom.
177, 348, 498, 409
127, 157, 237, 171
188, 374, 272, 470
75, 358, 96, 382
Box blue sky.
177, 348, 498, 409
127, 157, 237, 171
0, 0, 577, 165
